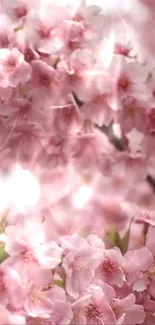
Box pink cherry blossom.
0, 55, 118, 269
22, 266, 54, 317
27, 294, 72, 325
0, 264, 23, 308
112, 293, 145, 325
116, 96, 149, 134
96, 247, 126, 287
27, 288, 73, 325
5, 218, 62, 269
60, 234, 103, 298
85, 283, 117, 325
81, 94, 114, 127
51, 103, 83, 136
29, 60, 60, 109
24, 1, 71, 55
125, 247, 154, 292
7, 96, 46, 131
71, 283, 117, 325
0, 48, 31, 88
110, 56, 149, 100
2, 0, 40, 24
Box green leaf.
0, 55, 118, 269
107, 226, 122, 250
0, 242, 9, 263
121, 229, 130, 254
107, 219, 133, 254
121, 218, 133, 254
53, 279, 65, 289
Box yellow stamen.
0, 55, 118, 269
13, 26, 24, 32
148, 266, 155, 278
30, 289, 43, 302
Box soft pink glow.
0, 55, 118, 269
0, 0, 154, 324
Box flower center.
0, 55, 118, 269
14, 6, 28, 19
74, 259, 89, 272
85, 302, 101, 318
23, 249, 37, 263
25, 49, 35, 63
39, 73, 51, 87
99, 257, 115, 276
5, 57, 17, 71
115, 43, 131, 56
118, 76, 129, 91
30, 289, 43, 302
37, 25, 51, 39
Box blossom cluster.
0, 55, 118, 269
0, 0, 155, 324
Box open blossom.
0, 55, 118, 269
29, 60, 61, 108
24, 1, 71, 54
60, 234, 103, 298
2, 0, 40, 24
0, 48, 31, 87
0, 264, 23, 308
5, 218, 62, 269
116, 96, 149, 134
81, 94, 114, 127
57, 48, 97, 101
21, 265, 53, 317
125, 247, 154, 292
51, 103, 83, 135
27, 284, 73, 325
71, 284, 117, 325
96, 247, 126, 287
7, 97, 44, 127
23, 268, 73, 321
110, 54, 149, 99
112, 293, 145, 325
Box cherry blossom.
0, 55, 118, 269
0, 48, 32, 88
116, 97, 149, 135
112, 293, 145, 325
4, 217, 62, 269
60, 234, 103, 298
97, 247, 126, 287
29, 60, 60, 109
0, 0, 155, 323
0, 264, 23, 308
51, 103, 83, 135
125, 247, 154, 292
72, 283, 116, 325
